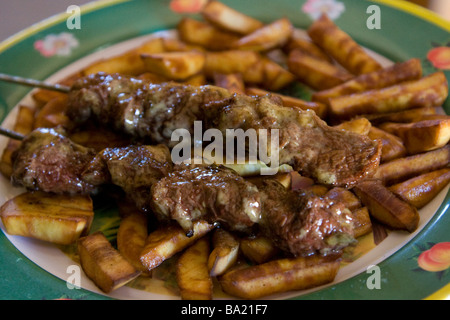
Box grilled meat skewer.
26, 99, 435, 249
67, 72, 381, 187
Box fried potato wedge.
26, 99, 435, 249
0, 191, 94, 245
328, 72, 449, 119
34, 96, 69, 129
362, 107, 440, 125
334, 118, 371, 135
283, 35, 332, 62
78, 231, 141, 293
389, 168, 450, 209
354, 179, 420, 232
379, 118, 450, 155
312, 58, 423, 104
307, 13, 382, 75
367, 126, 407, 163
177, 17, 240, 51
208, 228, 240, 276
240, 235, 280, 264
325, 187, 361, 211
201, 0, 263, 35
245, 87, 327, 118
204, 50, 262, 80
260, 57, 296, 91
287, 49, 353, 90
177, 236, 213, 300
234, 17, 293, 52
213, 73, 245, 94
82, 38, 166, 76
140, 220, 213, 271
374, 145, 450, 185
219, 254, 340, 299
117, 209, 149, 274
352, 206, 372, 238
141, 51, 205, 80
0, 105, 35, 178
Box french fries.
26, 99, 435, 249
234, 17, 293, 52
219, 254, 340, 299
283, 35, 332, 62
176, 236, 213, 300
201, 0, 263, 35
334, 118, 371, 135
379, 117, 450, 155
329, 72, 449, 119
312, 58, 423, 104
367, 126, 407, 163
78, 231, 141, 293
208, 228, 240, 276
307, 13, 382, 75
287, 48, 353, 90
213, 73, 245, 94
140, 51, 206, 80
177, 17, 240, 51
354, 179, 420, 232
0, 191, 94, 245
240, 235, 280, 264
139, 220, 213, 271
389, 168, 450, 209
374, 145, 450, 186
204, 50, 261, 80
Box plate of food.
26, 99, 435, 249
0, 0, 449, 301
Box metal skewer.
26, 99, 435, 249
0, 127, 24, 140
0, 73, 70, 93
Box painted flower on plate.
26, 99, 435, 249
34, 32, 79, 57
427, 46, 450, 70
302, 0, 345, 20
170, 0, 208, 14
417, 242, 450, 272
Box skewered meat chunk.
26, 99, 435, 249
82, 144, 173, 209
67, 72, 231, 147
149, 164, 261, 235
67, 73, 381, 187
258, 179, 355, 257
206, 94, 382, 187
11, 127, 97, 194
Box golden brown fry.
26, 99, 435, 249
140, 51, 205, 80
260, 57, 296, 91
213, 73, 245, 94
307, 13, 382, 75
374, 145, 450, 186
176, 236, 213, 300
81, 38, 166, 76
234, 17, 293, 51
34, 96, 69, 129
204, 49, 261, 80
240, 235, 280, 264
245, 87, 327, 118
78, 231, 141, 293
283, 35, 332, 62
177, 17, 240, 51
219, 254, 340, 299
325, 187, 361, 211
328, 72, 449, 119
361, 107, 440, 125
117, 208, 149, 274
0, 105, 35, 178
201, 0, 263, 35
354, 179, 420, 232
378, 118, 450, 155
287, 49, 353, 90
208, 228, 240, 276
367, 126, 407, 163
0, 191, 94, 245
334, 118, 371, 135
389, 168, 450, 209
312, 58, 423, 104
140, 220, 213, 271
352, 207, 372, 238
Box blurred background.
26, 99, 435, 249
0, 0, 449, 43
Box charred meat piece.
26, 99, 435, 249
149, 164, 261, 235
67, 72, 231, 147
206, 94, 382, 187
11, 128, 97, 194
82, 144, 173, 209
258, 179, 355, 257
